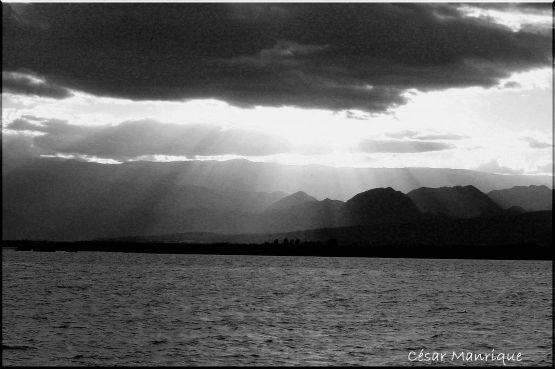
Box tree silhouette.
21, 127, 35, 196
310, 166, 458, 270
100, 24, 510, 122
326, 238, 338, 247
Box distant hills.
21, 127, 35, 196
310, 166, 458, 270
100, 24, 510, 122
249, 188, 423, 234
106, 211, 552, 253
407, 185, 502, 218
345, 187, 421, 224
2, 209, 57, 241
488, 185, 553, 211
2, 157, 553, 241
267, 191, 317, 210
4, 157, 551, 199
251, 197, 346, 233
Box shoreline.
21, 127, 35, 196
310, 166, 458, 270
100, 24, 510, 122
2, 240, 552, 261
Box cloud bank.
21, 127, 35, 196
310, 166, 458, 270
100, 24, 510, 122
522, 137, 553, 149
386, 130, 467, 140
2, 72, 72, 99
359, 139, 453, 153
2, 3, 551, 112
6, 117, 291, 160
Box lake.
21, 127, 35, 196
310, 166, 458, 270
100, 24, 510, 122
2, 249, 552, 366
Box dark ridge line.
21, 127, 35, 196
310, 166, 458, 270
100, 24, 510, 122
2, 240, 552, 261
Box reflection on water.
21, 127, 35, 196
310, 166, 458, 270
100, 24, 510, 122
2, 250, 552, 366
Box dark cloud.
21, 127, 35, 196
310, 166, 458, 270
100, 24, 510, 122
344, 110, 372, 120
522, 137, 553, 149
502, 81, 522, 89
414, 133, 467, 140
2, 71, 72, 99
6, 117, 291, 160
5, 117, 44, 131
386, 130, 466, 140
2, 3, 551, 112
359, 139, 453, 153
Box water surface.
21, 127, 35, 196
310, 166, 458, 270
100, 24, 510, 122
2, 250, 552, 366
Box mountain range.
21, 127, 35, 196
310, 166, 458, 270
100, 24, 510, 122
113, 210, 551, 249
267, 191, 317, 210
407, 185, 502, 218
487, 185, 553, 212
2, 158, 552, 241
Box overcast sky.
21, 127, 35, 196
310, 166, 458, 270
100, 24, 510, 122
2, 2, 553, 175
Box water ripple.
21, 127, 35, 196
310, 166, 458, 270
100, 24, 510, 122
2, 250, 552, 366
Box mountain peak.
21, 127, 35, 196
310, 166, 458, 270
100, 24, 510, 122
488, 185, 553, 211
407, 186, 501, 218
345, 187, 421, 224
267, 191, 318, 210
291, 190, 311, 197
352, 187, 398, 197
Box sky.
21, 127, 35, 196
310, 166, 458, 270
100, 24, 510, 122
2, 1, 553, 175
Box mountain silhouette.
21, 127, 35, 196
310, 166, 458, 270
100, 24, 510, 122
4, 157, 551, 200
2, 208, 56, 241
487, 185, 553, 211
505, 206, 526, 214
110, 211, 552, 251
2, 163, 284, 240
267, 191, 317, 210
3, 157, 553, 241
345, 187, 421, 225
407, 185, 502, 218
249, 198, 346, 233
